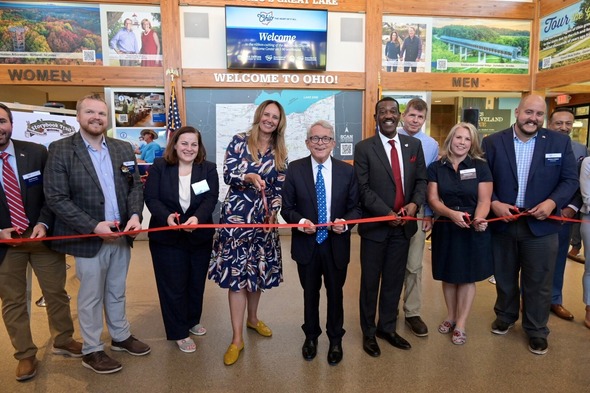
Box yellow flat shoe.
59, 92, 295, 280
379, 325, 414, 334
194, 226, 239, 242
247, 320, 272, 337
223, 342, 244, 366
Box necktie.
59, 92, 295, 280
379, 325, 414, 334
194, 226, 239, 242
0, 152, 29, 234
388, 140, 405, 211
316, 164, 327, 244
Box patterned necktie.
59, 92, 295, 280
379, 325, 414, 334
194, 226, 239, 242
316, 164, 327, 244
388, 140, 405, 211
0, 152, 29, 234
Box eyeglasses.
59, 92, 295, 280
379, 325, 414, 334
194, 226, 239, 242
308, 136, 334, 144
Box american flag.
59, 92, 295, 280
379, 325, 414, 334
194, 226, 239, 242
167, 84, 182, 139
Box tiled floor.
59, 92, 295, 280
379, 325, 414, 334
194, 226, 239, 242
1, 236, 590, 392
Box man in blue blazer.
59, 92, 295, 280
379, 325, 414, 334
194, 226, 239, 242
481, 94, 578, 356
547, 107, 588, 321
281, 120, 360, 365
354, 97, 427, 357
44, 94, 148, 374
0, 103, 82, 381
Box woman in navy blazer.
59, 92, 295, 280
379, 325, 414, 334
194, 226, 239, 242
144, 126, 219, 353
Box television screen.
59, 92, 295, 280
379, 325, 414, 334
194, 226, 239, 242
225, 6, 328, 71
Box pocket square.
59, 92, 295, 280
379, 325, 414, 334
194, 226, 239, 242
410, 155, 417, 163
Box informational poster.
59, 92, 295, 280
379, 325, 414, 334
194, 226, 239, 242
106, 88, 167, 163
0, 2, 102, 65
382, 16, 431, 73
477, 109, 512, 134
184, 89, 362, 202
432, 18, 530, 74
100, 4, 162, 67
11, 111, 78, 147
539, 1, 590, 70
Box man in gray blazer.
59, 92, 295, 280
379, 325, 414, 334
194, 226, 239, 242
0, 103, 82, 382
44, 94, 148, 374
354, 97, 427, 357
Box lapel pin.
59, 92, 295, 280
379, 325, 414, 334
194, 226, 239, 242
404, 144, 409, 147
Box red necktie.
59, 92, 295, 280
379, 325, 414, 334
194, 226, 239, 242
1, 152, 29, 234
388, 140, 405, 211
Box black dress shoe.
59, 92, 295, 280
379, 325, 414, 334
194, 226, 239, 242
375, 330, 411, 350
302, 338, 317, 360
362, 335, 381, 357
327, 343, 343, 365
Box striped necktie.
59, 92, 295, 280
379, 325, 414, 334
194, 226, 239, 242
1, 151, 29, 234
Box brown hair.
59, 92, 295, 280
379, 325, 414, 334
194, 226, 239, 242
163, 126, 206, 165
76, 93, 106, 112
246, 100, 288, 171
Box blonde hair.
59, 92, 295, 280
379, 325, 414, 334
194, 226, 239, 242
440, 122, 485, 161
246, 100, 288, 171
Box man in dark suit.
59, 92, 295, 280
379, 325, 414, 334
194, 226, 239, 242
0, 103, 82, 381
354, 97, 427, 357
547, 107, 588, 321
481, 94, 578, 355
281, 120, 361, 365
44, 94, 148, 374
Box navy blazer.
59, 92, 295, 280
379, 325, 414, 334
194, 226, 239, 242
481, 127, 579, 236
354, 133, 427, 241
144, 157, 219, 248
0, 140, 54, 263
281, 156, 361, 269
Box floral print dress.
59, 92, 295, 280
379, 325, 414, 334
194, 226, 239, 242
209, 133, 286, 292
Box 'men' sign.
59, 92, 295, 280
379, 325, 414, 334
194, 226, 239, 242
452, 77, 479, 88
7, 69, 72, 82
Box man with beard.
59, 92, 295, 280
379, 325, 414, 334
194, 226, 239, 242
44, 94, 149, 374
481, 94, 578, 355
354, 97, 427, 357
0, 103, 82, 381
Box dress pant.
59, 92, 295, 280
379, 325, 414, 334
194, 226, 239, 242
580, 213, 590, 305
0, 235, 74, 360
297, 239, 347, 344
403, 208, 425, 318
492, 219, 557, 339
149, 241, 211, 340
552, 222, 572, 304
359, 226, 409, 336
74, 237, 131, 354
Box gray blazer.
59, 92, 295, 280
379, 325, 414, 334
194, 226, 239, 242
44, 132, 143, 257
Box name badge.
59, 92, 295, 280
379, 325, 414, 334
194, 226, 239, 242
122, 160, 136, 173
545, 153, 561, 166
22, 170, 42, 186
459, 168, 476, 180
192, 179, 210, 196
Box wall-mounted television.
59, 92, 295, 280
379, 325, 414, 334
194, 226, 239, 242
225, 6, 328, 71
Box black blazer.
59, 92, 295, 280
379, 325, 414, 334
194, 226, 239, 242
0, 140, 53, 263
281, 156, 361, 269
354, 133, 427, 240
144, 157, 219, 248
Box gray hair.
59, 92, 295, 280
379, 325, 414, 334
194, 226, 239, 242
307, 120, 334, 138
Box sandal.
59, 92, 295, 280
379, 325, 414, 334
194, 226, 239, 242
438, 320, 455, 334
176, 337, 196, 353
452, 328, 467, 345
190, 324, 207, 336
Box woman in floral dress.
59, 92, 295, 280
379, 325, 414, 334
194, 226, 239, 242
209, 100, 288, 365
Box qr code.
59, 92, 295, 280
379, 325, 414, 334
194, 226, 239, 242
541, 57, 551, 69
436, 59, 447, 70
83, 50, 96, 62
341, 143, 353, 156
118, 114, 128, 123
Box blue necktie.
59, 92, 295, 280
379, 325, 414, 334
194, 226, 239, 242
316, 164, 327, 244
